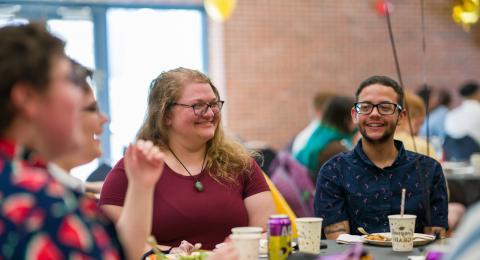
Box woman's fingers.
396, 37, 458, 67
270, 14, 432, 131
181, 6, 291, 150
146, 145, 160, 161
210, 242, 238, 260
193, 243, 202, 251
133, 139, 163, 164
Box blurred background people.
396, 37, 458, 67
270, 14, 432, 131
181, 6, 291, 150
444, 81, 480, 161
99, 67, 275, 251
295, 95, 356, 179
49, 60, 108, 197
394, 91, 437, 159
419, 87, 452, 145
290, 91, 335, 156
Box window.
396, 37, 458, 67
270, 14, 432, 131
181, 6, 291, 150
107, 7, 205, 164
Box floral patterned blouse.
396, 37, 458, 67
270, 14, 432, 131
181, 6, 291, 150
0, 139, 124, 259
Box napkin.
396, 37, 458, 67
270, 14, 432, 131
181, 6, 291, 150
336, 234, 365, 244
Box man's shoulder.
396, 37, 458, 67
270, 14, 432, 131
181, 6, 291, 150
402, 149, 441, 168
320, 150, 355, 171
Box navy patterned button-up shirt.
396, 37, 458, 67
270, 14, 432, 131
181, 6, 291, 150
314, 140, 448, 235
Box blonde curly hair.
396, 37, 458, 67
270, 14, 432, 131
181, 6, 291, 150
137, 67, 257, 184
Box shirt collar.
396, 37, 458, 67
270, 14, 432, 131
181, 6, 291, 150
48, 163, 85, 192
354, 139, 406, 169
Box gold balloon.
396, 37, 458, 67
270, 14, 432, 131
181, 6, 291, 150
204, 0, 237, 22
452, 0, 479, 32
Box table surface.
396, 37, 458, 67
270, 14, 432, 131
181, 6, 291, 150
260, 239, 449, 260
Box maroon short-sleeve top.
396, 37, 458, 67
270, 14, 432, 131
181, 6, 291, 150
99, 158, 269, 250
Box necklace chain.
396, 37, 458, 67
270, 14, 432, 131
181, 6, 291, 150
168, 146, 207, 191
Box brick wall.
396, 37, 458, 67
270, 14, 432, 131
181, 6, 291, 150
222, 0, 480, 150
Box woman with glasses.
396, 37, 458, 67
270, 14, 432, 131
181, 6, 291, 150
49, 61, 108, 196
99, 67, 275, 252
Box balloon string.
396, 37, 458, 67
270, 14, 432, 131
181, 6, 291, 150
420, 0, 431, 156
384, 1, 417, 152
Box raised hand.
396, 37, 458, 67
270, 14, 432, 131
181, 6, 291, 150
124, 139, 165, 189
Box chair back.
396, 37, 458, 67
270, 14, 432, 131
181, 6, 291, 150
264, 173, 298, 237
443, 135, 480, 161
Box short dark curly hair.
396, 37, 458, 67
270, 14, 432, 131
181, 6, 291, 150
0, 22, 66, 133
355, 75, 404, 106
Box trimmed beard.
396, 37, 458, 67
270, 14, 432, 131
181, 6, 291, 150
359, 117, 399, 145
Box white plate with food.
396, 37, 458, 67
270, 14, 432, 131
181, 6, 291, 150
362, 233, 435, 247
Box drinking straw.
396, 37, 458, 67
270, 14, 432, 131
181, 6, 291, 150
401, 188, 406, 217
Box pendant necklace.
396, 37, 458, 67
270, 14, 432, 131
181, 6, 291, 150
168, 146, 207, 192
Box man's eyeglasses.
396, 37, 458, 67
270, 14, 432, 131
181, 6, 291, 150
354, 102, 402, 115
172, 100, 225, 116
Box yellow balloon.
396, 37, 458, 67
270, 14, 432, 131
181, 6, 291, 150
452, 0, 480, 32
204, 0, 237, 22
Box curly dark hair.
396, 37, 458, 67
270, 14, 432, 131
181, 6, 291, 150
355, 75, 404, 106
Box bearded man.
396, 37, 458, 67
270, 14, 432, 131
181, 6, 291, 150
314, 75, 448, 239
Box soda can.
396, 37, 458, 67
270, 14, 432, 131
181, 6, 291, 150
268, 214, 292, 260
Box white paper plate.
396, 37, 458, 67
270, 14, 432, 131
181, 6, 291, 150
362, 233, 435, 247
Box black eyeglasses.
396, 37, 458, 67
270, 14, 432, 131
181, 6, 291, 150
354, 102, 402, 115
172, 100, 224, 116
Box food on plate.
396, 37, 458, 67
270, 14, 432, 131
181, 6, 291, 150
147, 252, 209, 260
364, 234, 390, 241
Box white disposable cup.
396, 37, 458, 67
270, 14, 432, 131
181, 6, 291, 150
295, 217, 323, 254
388, 214, 416, 252
231, 226, 263, 235
230, 233, 262, 260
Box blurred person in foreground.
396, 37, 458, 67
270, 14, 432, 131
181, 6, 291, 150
99, 67, 275, 251
444, 202, 480, 260
0, 22, 160, 259
48, 61, 108, 197
314, 75, 448, 239
295, 95, 357, 180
